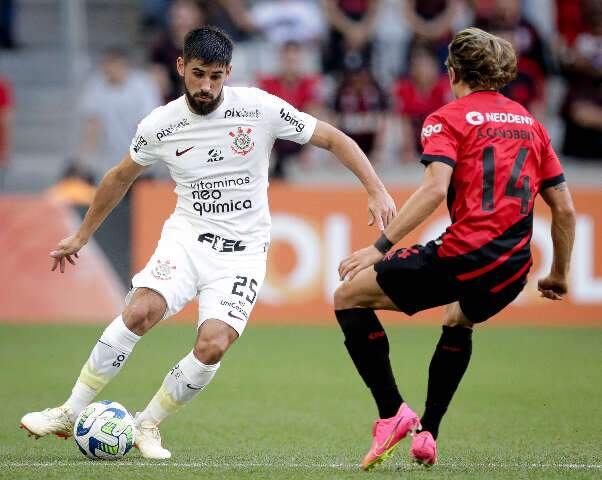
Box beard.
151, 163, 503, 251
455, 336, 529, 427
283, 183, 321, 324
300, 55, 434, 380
184, 86, 223, 115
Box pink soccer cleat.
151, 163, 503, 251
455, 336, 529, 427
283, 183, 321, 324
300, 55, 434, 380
410, 430, 437, 466
360, 403, 420, 471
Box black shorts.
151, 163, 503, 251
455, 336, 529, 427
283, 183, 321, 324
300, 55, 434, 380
374, 241, 529, 323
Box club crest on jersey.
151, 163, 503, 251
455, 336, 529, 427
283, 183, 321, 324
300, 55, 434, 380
151, 258, 176, 280
229, 127, 255, 156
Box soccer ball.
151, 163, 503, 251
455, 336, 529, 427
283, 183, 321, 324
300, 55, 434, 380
73, 400, 135, 460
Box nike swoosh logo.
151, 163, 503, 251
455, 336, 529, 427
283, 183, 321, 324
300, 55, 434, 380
373, 415, 406, 452
176, 146, 194, 156
186, 384, 204, 390
228, 311, 245, 322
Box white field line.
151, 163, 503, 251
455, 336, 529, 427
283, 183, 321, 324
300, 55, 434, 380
2, 461, 601, 469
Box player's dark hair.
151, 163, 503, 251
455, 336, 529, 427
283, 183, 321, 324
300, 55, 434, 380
183, 26, 233, 66
446, 28, 517, 90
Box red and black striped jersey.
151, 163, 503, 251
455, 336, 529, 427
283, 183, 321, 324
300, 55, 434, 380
420, 91, 564, 285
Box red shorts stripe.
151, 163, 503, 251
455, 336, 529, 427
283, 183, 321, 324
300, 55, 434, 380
456, 233, 531, 281
490, 258, 533, 293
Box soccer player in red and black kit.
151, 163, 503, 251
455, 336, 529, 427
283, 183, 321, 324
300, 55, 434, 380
334, 28, 576, 469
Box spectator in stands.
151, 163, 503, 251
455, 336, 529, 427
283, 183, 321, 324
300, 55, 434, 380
472, 0, 551, 118
79, 47, 162, 182
149, 0, 204, 102
250, 0, 326, 45
475, 0, 551, 77
321, 0, 381, 74
401, 0, 463, 69
0, 76, 13, 190
332, 62, 388, 163
47, 161, 96, 206
490, 28, 546, 118
0, 0, 15, 49
141, 0, 171, 31
392, 45, 451, 162
201, 0, 257, 43
258, 41, 324, 179
554, 0, 587, 50
558, 0, 602, 159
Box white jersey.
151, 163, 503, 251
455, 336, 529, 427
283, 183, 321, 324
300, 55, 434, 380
130, 86, 317, 253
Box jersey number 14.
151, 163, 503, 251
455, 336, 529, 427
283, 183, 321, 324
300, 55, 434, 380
481, 146, 531, 215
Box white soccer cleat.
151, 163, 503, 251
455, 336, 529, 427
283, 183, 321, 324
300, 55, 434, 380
20, 405, 74, 439
134, 414, 172, 460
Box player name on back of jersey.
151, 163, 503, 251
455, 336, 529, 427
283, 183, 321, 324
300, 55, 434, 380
465, 110, 537, 142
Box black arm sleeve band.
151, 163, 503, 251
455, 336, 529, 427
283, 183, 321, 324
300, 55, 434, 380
420, 154, 456, 168
374, 233, 394, 255
541, 173, 566, 190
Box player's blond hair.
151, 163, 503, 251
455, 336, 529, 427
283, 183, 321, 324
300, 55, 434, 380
446, 27, 517, 90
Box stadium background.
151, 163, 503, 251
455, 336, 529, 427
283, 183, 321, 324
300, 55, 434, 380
0, 1, 600, 479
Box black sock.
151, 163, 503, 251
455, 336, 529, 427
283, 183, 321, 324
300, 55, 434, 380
420, 325, 473, 439
335, 308, 403, 419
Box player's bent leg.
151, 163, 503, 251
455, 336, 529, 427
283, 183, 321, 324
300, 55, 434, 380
122, 287, 168, 335
443, 302, 474, 328
412, 302, 473, 466
20, 289, 165, 440
65, 288, 165, 412
193, 319, 239, 364
134, 319, 237, 459
333, 268, 419, 470
334, 266, 398, 311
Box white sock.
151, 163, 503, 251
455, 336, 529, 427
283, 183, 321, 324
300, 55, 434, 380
64, 315, 140, 420
137, 352, 220, 426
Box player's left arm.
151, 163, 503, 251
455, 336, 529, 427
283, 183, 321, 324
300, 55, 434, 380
339, 161, 452, 281
309, 120, 396, 230
535, 123, 576, 300
538, 182, 576, 300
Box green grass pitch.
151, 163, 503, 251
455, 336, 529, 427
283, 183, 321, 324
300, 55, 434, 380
1, 323, 600, 479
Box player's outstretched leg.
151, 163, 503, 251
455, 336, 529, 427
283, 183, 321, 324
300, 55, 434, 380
20, 288, 165, 439
411, 303, 473, 466
334, 269, 420, 471
134, 319, 236, 460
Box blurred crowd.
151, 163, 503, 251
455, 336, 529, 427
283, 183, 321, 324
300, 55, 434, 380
2, 0, 601, 192
135, 0, 602, 180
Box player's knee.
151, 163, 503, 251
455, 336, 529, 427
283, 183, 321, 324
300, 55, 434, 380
443, 303, 474, 329
123, 304, 154, 335
194, 335, 231, 365
123, 299, 164, 335
443, 318, 473, 329
334, 282, 358, 310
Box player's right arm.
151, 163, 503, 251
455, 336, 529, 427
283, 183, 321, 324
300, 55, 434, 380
50, 153, 147, 273
538, 182, 576, 300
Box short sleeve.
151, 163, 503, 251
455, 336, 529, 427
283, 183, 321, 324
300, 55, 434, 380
258, 89, 317, 144
420, 112, 457, 168
129, 116, 159, 166
539, 125, 565, 190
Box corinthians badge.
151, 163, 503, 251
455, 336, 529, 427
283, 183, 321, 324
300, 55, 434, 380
229, 127, 255, 156
151, 258, 176, 280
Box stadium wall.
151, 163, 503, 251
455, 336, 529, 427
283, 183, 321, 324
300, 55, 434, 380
0, 196, 125, 322
131, 181, 602, 326
1, 183, 601, 325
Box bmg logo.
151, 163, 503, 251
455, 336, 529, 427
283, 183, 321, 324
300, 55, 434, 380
279, 108, 305, 132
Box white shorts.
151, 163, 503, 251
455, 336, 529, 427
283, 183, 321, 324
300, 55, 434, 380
128, 215, 267, 336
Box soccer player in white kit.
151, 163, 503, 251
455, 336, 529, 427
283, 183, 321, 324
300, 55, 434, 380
20, 27, 396, 459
